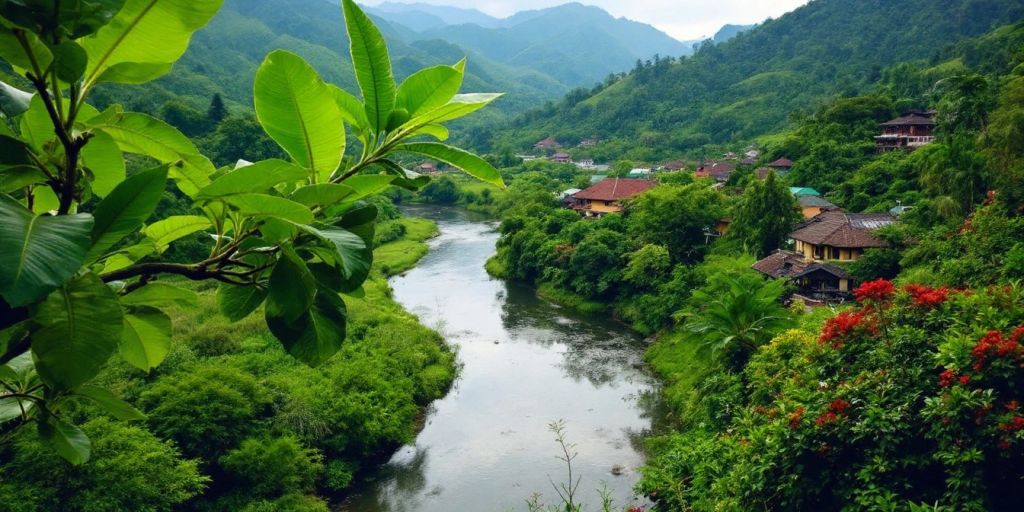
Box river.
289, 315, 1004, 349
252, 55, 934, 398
338, 205, 662, 512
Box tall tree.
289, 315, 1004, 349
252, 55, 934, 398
626, 184, 725, 264
207, 93, 228, 124
728, 172, 801, 257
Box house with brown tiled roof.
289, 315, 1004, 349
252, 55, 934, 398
695, 161, 736, 182
662, 160, 686, 171
876, 110, 936, 151
534, 137, 561, 150
552, 152, 572, 163
797, 194, 840, 220
570, 178, 657, 217
791, 211, 895, 263
753, 250, 852, 301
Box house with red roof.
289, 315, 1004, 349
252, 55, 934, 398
695, 161, 736, 182
551, 152, 572, 163
569, 178, 657, 217
875, 110, 936, 151
534, 137, 561, 150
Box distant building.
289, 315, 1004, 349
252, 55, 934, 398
767, 158, 794, 176
753, 250, 852, 302
662, 160, 686, 171
790, 187, 822, 197
875, 110, 936, 151
534, 137, 561, 150
575, 158, 596, 169
695, 161, 736, 183
745, 148, 760, 159
797, 194, 840, 220
627, 168, 653, 179
552, 152, 572, 163
415, 161, 438, 174
740, 157, 758, 167
722, 151, 738, 160
569, 178, 657, 217
791, 211, 895, 264
517, 154, 538, 162
578, 138, 598, 147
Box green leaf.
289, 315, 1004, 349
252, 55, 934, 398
217, 283, 268, 322
224, 193, 313, 224
143, 215, 211, 249
327, 84, 369, 133
320, 227, 372, 292
52, 41, 88, 83
31, 272, 123, 390
412, 124, 449, 141
0, 80, 32, 117
266, 289, 346, 367
119, 305, 170, 371
0, 395, 33, 423
342, 0, 396, 136
395, 63, 463, 117
254, 50, 345, 184
79, 0, 223, 87
266, 247, 315, 323
396, 142, 504, 188
76, 384, 145, 421
120, 283, 197, 308
0, 195, 94, 307
38, 415, 90, 465
289, 183, 356, 208
0, 0, 126, 40
197, 158, 308, 199
88, 111, 214, 197
0, 25, 52, 71
80, 130, 125, 198
86, 165, 168, 262
18, 95, 54, 153
0, 134, 38, 173
402, 93, 501, 129
340, 175, 395, 201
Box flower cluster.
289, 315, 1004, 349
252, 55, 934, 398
854, 279, 895, 303
788, 406, 805, 429
938, 369, 971, 388
816, 399, 851, 427
904, 284, 950, 308
971, 327, 1024, 371
819, 310, 873, 347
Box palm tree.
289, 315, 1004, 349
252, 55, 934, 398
684, 273, 793, 370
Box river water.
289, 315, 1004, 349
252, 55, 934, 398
338, 205, 662, 512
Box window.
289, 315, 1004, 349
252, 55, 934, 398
831, 247, 840, 260
814, 245, 824, 259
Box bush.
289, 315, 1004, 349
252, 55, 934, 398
220, 436, 323, 497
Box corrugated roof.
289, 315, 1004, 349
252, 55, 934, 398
790, 187, 821, 197
573, 178, 657, 202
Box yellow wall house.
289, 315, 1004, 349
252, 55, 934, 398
570, 178, 657, 217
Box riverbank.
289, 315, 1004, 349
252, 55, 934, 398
0, 216, 456, 511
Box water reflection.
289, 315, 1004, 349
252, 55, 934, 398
337, 206, 662, 512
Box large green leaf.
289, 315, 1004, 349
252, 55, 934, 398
397, 142, 504, 188
0, 0, 126, 40
0, 134, 38, 174
0, 25, 52, 71
79, 0, 223, 87
254, 50, 345, 184
289, 183, 356, 208
0, 80, 32, 117
30, 272, 123, 390
197, 159, 308, 199
224, 193, 313, 224
395, 63, 463, 117
401, 93, 501, 131
266, 247, 315, 323
86, 165, 168, 263
38, 415, 90, 465
80, 130, 125, 198
120, 283, 197, 308
88, 111, 213, 196
143, 215, 211, 250
0, 195, 94, 307
217, 283, 267, 322
266, 289, 346, 367
327, 84, 369, 134
18, 95, 54, 153
76, 384, 145, 421
321, 227, 371, 292
119, 305, 170, 371
338, 175, 395, 201
342, 0, 395, 136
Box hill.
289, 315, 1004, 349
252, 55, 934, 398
493, 0, 1024, 157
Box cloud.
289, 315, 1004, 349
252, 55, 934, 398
361, 0, 810, 40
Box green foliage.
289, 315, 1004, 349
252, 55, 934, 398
626, 183, 726, 264
0, 0, 501, 462
220, 436, 323, 497
726, 172, 801, 257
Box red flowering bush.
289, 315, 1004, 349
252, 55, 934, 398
819, 309, 875, 347
854, 278, 895, 303
903, 284, 950, 308
970, 326, 1024, 372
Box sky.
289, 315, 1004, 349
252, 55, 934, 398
362, 0, 811, 41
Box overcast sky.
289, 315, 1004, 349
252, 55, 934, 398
362, 1, 810, 40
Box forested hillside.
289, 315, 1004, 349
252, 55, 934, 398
493, 0, 1024, 157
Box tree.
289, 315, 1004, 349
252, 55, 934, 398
207, 93, 228, 124
626, 184, 726, 264
727, 172, 802, 257
0, 0, 503, 463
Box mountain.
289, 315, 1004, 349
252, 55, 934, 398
713, 23, 756, 44
367, 2, 690, 86
495, 0, 1024, 156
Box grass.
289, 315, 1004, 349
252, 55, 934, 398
535, 282, 607, 315
484, 254, 507, 278
644, 328, 712, 416
373, 217, 439, 278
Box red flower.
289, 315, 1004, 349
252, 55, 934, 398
959, 375, 971, 386
939, 369, 956, 387
903, 284, 950, 308
829, 399, 850, 414
971, 328, 1024, 370
816, 411, 838, 427
820, 310, 870, 347
854, 279, 895, 303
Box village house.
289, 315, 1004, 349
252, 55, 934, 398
875, 110, 936, 151
661, 160, 686, 172
569, 178, 657, 217
415, 161, 438, 174
695, 161, 736, 183
741, 157, 758, 167
627, 168, 653, 179
551, 152, 572, 164
534, 137, 561, 150
578, 138, 598, 147
575, 158, 596, 169
753, 251, 852, 303
767, 158, 794, 176
797, 194, 839, 219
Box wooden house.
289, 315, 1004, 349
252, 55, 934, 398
534, 137, 561, 150
569, 178, 657, 217
695, 161, 736, 183
797, 194, 839, 220
875, 110, 936, 151
552, 152, 572, 163
791, 211, 895, 263
753, 250, 852, 300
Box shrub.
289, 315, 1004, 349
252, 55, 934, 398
220, 436, 323, 497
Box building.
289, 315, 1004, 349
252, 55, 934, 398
569, 178, 657, 217
662, 160, 686, 172
741, 157, 758, 167
790, 187, 822, 197
627, 168, 653, 179
415, 161, 438, 174
875, 110, 936, 151
768, 158, 794, 176
695, 161, 736, 182
753, 250, 852, 302
589, 174, 608, 184
552, 152, 572, 164
797, 194, 839, 220
575, 158, 596, 169
578, 138, 598, 147
791, 211, 895, 263
534, 137, 561, 150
